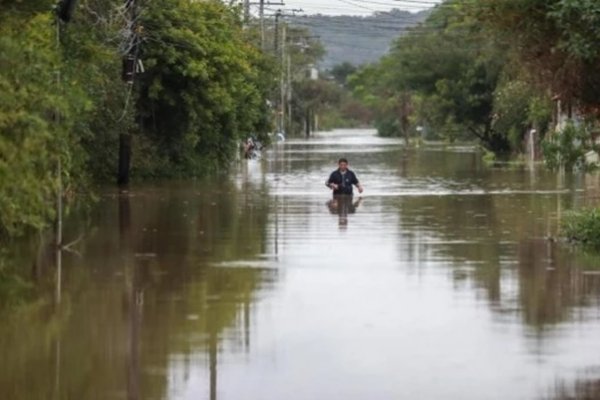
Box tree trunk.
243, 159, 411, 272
118, 133, 132, 186
305, 108, 311, 137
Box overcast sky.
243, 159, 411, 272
264, 0, 443, 16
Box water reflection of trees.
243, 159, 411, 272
395, 193, 600, 329
0, 180, 276, 400
516, 240, 600, 327
545, 371, 600, 400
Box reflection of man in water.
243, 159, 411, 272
325, 158, 364, 196
327, 196, 363, 227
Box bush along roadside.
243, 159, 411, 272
562, 208, 600, 250
543, 122, 600, 172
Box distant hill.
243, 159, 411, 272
289, 9, 430, 69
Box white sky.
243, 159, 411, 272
263, 0, 443, 16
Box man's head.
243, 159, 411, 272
338, 158, 348, 172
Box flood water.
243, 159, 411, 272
3, 129, 600, 400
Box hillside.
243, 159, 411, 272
289, 9, 430, 69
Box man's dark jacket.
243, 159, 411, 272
326, 169, 359, 196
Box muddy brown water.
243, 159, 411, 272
2, 129, 600, 400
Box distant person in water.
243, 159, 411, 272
326, 158, 364, 196
243, 137, 256, 159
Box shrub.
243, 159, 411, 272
562, 208, 600, 249
543, 121, 598, 171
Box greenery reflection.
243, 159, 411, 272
393, 150, 600, 330
0, 178, 275, 400
545, 371, 600, 400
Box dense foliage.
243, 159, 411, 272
350, 0, 600, 158
350, 3, 511, 148
0, 0, 275, 237
474, 0, 600, 168
563, 208, 600, 249
136, 1, 275, 176
474, 0, 600, 112
0, 9, 86, 237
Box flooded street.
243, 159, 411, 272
3, 129, 600, 400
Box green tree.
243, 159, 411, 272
136, 0, 275, 176
329, 62, 357, 87
293, 79, 343, 135
351, 2, 511, 150
0, 7, 90, 237
284, 25, 326, 135
60, 0, 137, 182
0, 0, 278, 237
474, 0, 600, 112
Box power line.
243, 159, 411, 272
281, 0, 442, 15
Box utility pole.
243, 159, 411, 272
287, 53, 292, 133
273, 10, 281, 132
118, 0, 139, 186
54, 5, 63, 305
244, 0, 250, 24
256, 1, 286, 50
270, 8, 302, 133
259, 0, 265, 49
272, 10, 285, 133
53, 0, 79, 304
273, 9, 281, 53
278, 23, 286, 133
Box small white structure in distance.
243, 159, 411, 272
308, 65, 319, 81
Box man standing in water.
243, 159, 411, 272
326, 158, 364, 196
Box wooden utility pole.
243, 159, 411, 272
287, 53, 292, 133
54, 0, 80, 305
259, 0, 265, 49
280, 24, 286, 134
273, 9, 281, 53
244, 0, 250, 23
54, 8, 63, 306
118, 0, 138, 186
305, 108, 311, 137
273, 10, 286, 133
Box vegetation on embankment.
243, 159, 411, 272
0, 0, 276, 239
0, 253, 32, 308
349, 0, 600, 164
563, 209, 600, 250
